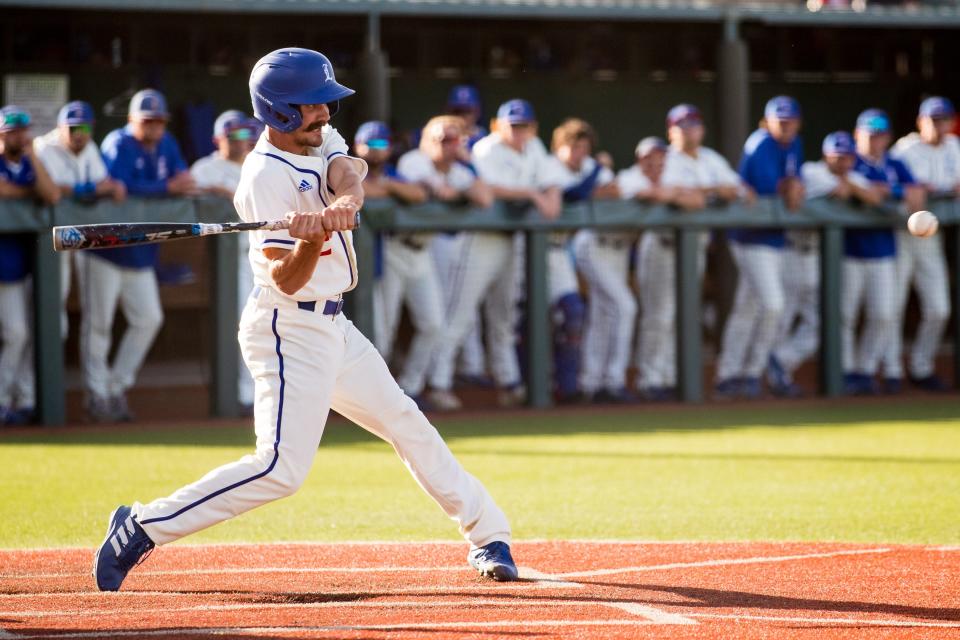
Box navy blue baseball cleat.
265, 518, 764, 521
92, 505, 155, 591
468, 541, 518, 582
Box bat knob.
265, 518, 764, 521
52, 226, 83, 251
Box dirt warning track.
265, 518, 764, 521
0, 541, 958, 639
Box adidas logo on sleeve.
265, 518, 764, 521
298, 179, 313, 192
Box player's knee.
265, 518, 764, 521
130, 306, 165, 335
2, 320, 29, 349
760, 296, 785, 318
269, 453, 312, 497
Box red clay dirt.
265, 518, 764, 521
0, 541, 958, 639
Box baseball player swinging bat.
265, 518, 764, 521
52, 212, 361, 251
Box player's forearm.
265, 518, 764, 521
268, 242, 325, 295
850, 183, 885, 207
31, 161, 61, 204
387, 180, 428, 205
489, 185, 534, 202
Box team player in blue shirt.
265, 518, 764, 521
847, 109, 926, 395
74, 89, 196, 422
715, 96, 804, 400
0, 105, 60, 425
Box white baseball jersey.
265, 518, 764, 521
33, 129, 108, 187
661, 146, 740, 191
891, 133, 960, 191
471, 134, 565, 190
191, 152, 243, 192
397, 149, 476, 192
616, 164, 651, 200
801, 161, 872, 199
553, 155, 614, 192
235, 128, 367, 302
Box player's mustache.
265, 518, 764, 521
305, 121, 326, 132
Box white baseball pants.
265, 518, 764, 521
634, 232, 707, 389
0, 279, 34, 410
717, 242, 786, 381
842, 257, 896, 376
430, 233, 520, 391
377, 238, 445, 396
575, 232, 636, 393
133, 286, 511, 548
238, 233, 255, 406
431, 234, 487, 378
772, 247, 819, 378
882, 231, 950, 379
75, 253, 164, 400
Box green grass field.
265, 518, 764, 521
2, 399, 958, 549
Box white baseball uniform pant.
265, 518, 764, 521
75, 253, 164, 400
432, 234, 486, 378
882, 231, 950, 379
429, 232, 520, 391
60, 253, 72, 339
772, 247, 819, 379
717, 242, 786, 381
842, 256, 896, 376
238, 233, 255, 406
635, 232, 707, 389
133, 286, 511, 548
377, 237, 445, 397
0, 279, 34, 410
575, 232, 636, 393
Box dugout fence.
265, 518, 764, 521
2, 196, 958, 425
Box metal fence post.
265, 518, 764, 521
525, 229, 551, 408
33, 207, 64, 426
819, 224, 844, 396
348, 222, 377, 342
210, 233, 240, 418
676, 226, 703, 403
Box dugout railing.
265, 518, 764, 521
2, 196, 959, 425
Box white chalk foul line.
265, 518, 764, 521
0, 598, 687, 619
4, 621, 663, 638
2, 566, 471, 580
689, 613, 960, 628
556, 547, 892, 578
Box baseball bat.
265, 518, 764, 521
52, 212, 360, 251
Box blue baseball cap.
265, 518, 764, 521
58, 101, 95, 127
214, 109, 250, 138
129, 89, 169, 120
918, 96, 955, 119
764, 95, 802, 121
0, 105, 31, 132
354, 120, 392, 149
636, 136, 667, 158
822, 131, 856, 156
447, 85, 481, 111
855, 108, 891, 134
666, 103, 702, 128
497, 99, 536, 124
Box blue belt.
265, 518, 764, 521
252, 286, 343, 316
298, 298, 343, 315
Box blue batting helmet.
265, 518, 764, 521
249, 48, 355, 133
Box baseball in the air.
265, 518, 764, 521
907, 210, 939, 238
